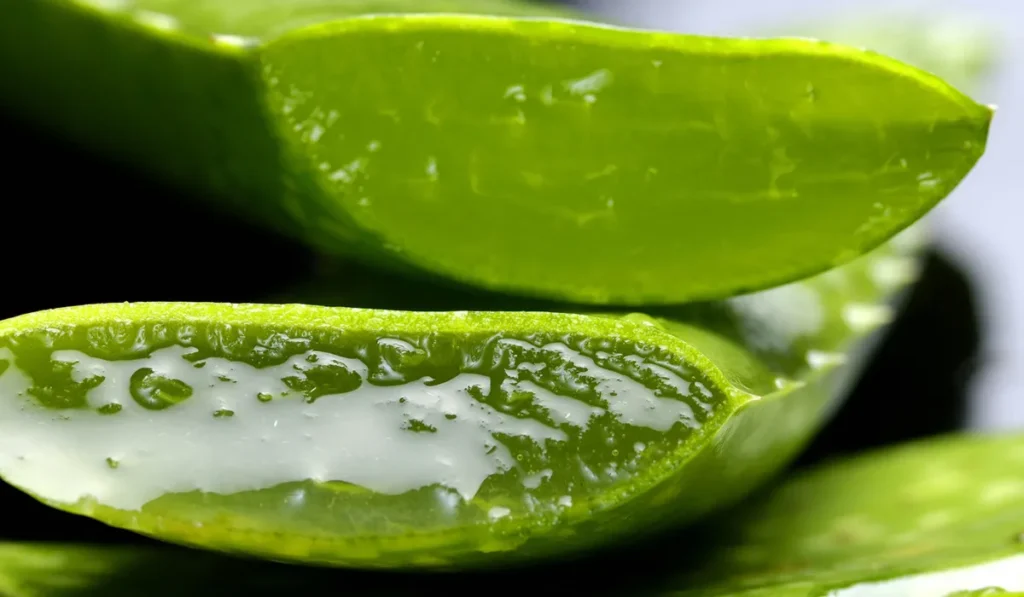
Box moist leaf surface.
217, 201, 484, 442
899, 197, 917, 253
0, 0, 991, 303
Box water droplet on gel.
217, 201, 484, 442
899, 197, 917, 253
129, 368, 193, 411
97, 403, 122, 415
621, 313, 664, 330
213, 409, 234, 418
256, 392, 273, 403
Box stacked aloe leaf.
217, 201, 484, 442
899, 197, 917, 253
0, 0, 1019, 595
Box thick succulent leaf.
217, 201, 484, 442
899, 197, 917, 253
663, 433, 1024, 597
641, 16, 1013, 597
0, 532, 1021, 597
782, 13, 999, 93
0, 543, 206, 597
0, 232, 921, 568
0, 534, 1020, 597
0, 542, 357, 596
0, 0, 990, 304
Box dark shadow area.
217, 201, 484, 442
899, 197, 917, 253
0, 112, 317, 322
795, 247, 981, 467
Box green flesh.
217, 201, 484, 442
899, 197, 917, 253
0, 0, 990, 304
0, 230, 920, 568
664, 433, 1024, 597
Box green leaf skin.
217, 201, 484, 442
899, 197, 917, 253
0, 542, 1021, 597
784, 14, 999, 94
0, 544, 211, 597
0, 544, 1021, 597
0, 542, 365, 596
661, 433, 1024, 597
0, 1, 991, 305
632, 16, 1008, 597
0, 231, 921, 569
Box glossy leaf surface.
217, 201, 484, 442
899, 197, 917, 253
0, 542, 368, 596
643, 17, 1012, 596
0, 0, 991, 304
0, 230, 920, 568
664, 433, 1024, 597
784, 13, 999, 93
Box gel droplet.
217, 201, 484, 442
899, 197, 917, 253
129, 368, 193, 411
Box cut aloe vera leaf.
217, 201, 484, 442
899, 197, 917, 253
0, 1, 990, 305
784, 13, 999, 93
0, 231, 922, 568
662, 433, 1024, 597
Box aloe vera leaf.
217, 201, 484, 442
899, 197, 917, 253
661, 433, 1024, 597
0, 542, 351, 596
784, 13, 999, 93
0, 1, 990, 305
0, 543, 1020, 597
0, 231, 921, 568
0, 543, 213, 597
